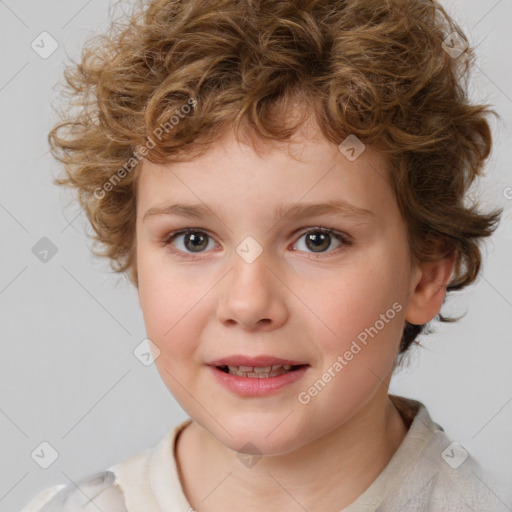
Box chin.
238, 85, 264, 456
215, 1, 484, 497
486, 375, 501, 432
214, 421, 306, 457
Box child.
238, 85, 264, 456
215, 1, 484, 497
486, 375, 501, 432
21, 0, 511, 510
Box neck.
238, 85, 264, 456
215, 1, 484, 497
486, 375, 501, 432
175, 393, 409, 512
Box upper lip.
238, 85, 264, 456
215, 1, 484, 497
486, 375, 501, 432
207, 355, 309, 367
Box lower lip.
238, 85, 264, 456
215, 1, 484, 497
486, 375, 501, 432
208, 365, 309, 397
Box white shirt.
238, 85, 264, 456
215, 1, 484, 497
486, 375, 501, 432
20, 395, 511, 511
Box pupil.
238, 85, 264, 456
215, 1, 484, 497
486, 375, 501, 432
185, 232, 208, 252
306, 232, 330, 252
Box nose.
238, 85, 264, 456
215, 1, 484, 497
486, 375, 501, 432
216, 250, 289, 331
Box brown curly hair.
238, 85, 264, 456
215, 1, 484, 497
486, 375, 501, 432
48, 0, 502, 354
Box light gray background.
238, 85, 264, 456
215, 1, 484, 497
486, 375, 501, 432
1, 0, 511, 510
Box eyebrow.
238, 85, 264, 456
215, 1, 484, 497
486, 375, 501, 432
142, 199, 375, 223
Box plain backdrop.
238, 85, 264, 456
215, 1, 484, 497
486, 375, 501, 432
1, 0, 511, 510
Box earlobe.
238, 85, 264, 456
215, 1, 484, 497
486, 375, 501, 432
404, 253, 456, 325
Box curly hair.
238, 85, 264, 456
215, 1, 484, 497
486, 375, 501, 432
48, 0, 502, 354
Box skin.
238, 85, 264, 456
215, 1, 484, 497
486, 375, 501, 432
135, 121, 454, 511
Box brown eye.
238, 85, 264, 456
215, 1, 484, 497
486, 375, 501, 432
165, 230, 216, 254
293, 228, 350, 255
304, 231, 331, 252
183, 231, 209, 252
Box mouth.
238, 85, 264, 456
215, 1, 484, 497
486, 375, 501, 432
215, 364, 308, 378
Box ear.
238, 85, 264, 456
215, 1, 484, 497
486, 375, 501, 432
404, 252, 456, 325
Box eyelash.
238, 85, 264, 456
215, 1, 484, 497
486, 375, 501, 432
162, 227, 352, 259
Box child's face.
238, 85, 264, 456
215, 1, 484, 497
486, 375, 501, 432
135, 124, 419, 454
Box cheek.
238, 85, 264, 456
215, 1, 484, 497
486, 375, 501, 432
137, 263, 186, 356
312, 250, 408, 363
137, 263, 213, 381
137, 245, 191, 330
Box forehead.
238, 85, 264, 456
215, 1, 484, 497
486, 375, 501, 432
135, 125, 394, 226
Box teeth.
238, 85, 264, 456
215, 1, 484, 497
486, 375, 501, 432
223, 364, 296, 378
239, 365, 255, 372
253, 366, 272, 373
228, 364, 293, 372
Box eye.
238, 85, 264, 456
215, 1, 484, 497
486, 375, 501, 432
292, 228, 350, 255
162, 227, 351, 258
163, 229, 217, 256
